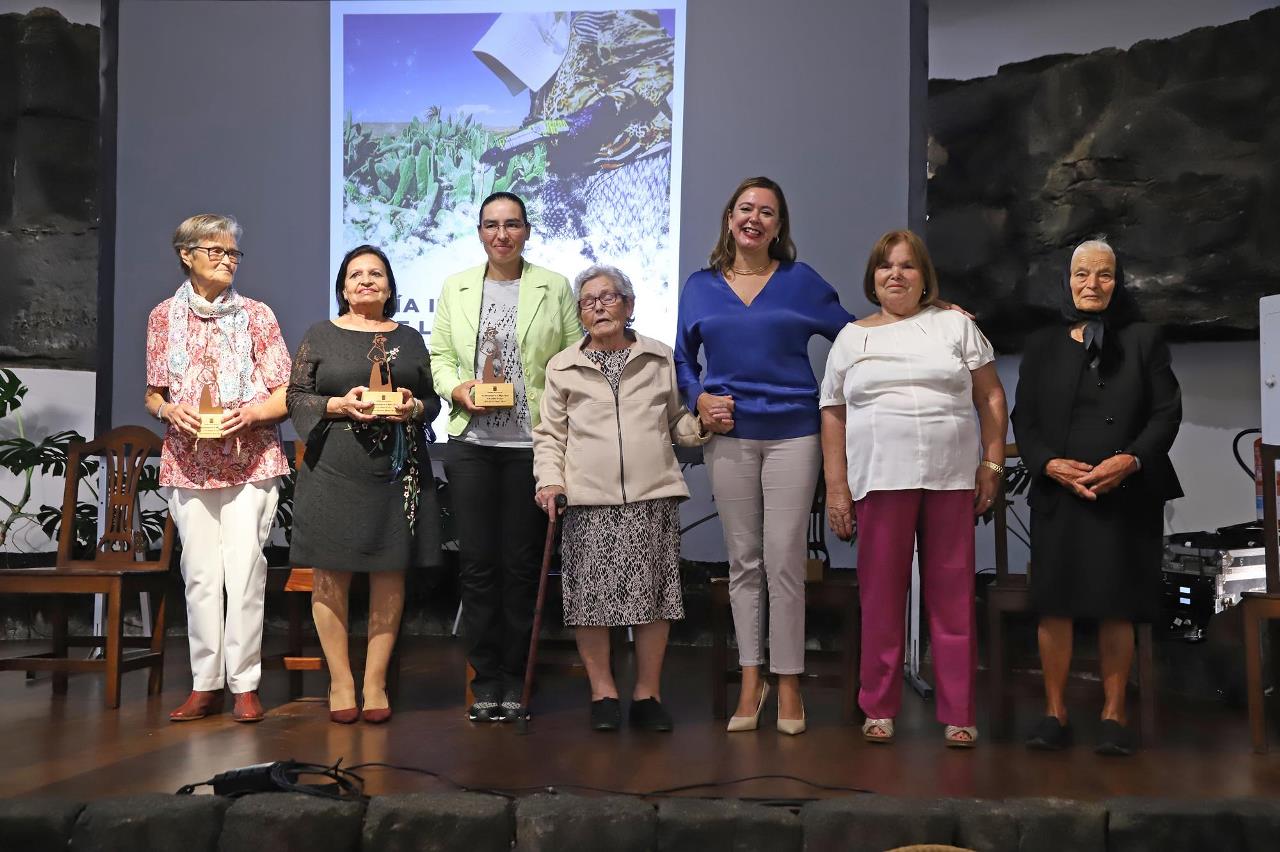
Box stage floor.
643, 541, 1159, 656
3, 637, 1279, 801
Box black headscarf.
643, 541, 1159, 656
1059, 249, 1138, 365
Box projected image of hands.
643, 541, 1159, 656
335, 4, 684, 343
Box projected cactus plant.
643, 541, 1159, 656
344, 109, 549, 243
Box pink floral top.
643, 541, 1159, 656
146, 296, 291, 489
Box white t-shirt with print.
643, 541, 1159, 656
460, 277, 533, 448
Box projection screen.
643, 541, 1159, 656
331, 2, 685, 346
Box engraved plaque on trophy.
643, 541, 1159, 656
474, 326, 514, 408
197, 385, 224, 439
364, 362, 401, 416
363, 333, 401, 416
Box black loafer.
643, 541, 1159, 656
628, 697, 673, 732
1095, 719, 1136, 757
591, 698, 621, 731
1026, 715, 1073, 750
468, 700, 501, 723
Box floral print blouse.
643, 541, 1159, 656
145, 296, 291, 489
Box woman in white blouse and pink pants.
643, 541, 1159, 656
820, 230, 1007, 747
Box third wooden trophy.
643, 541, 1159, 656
473, 325, 514, 408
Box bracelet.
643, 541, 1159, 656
411, 398, 424, 421
156, 402, 168, 422
980, 459, 1005, 475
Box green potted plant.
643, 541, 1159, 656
0, 369, 95, 566
0, 368, 169, 564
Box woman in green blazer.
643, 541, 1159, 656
430, 191, 581, 723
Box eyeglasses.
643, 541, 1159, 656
480, 219, 527, 234
191, 245, 244, 263
578, 292, 624, 310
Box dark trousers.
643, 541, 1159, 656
444, 440, 544, 698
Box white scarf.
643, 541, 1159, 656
166, 280, 255, 405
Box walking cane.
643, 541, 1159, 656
517, 492, 567, 734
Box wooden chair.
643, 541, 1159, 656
0, 426, 175, 708
709, 479, 861, 723
265, 441, 400, 702
1243, 441, 1280, 753
985, 443, 1157, 742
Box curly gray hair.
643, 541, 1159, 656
572, 264, 636, 301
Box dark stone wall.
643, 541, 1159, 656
0, 7, 99, 369
927, 7, 1280, 351
3, 792, 1279, 852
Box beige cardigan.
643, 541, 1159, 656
533, 332, 710, 506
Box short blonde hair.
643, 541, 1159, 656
862, 229, 939, 308
172, 214, 242, 274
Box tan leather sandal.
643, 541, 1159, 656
862, 717, 895, 743
944, 725, 978, 748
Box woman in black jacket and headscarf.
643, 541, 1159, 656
1012, 238, 1182, 756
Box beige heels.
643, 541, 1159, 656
726, 681, 771, 732
777, 696, 806, 736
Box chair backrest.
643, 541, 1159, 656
809, 470, 831, 570
992, 442, 1019, 584
57, 425, 175, 573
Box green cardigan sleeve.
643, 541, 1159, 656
428, 274, 463, 402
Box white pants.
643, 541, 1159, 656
168, 480, 279, 692
705, 434, 821, 675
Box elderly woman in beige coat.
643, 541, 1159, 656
534, 264, 711, 733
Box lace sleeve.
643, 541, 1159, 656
287, 335, 329, 442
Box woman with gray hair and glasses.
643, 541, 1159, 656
533, 265, 711, 732
144, 213, 291, 724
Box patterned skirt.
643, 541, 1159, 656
559, 497, 685, 627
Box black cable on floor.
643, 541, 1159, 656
344, 761, 874, 801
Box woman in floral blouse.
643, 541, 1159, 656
144, 213, 291, 724
287, 244, 441, 724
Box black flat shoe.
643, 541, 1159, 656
467, 700, 501, 723
591, 698, 621, 731
1095, 719, 1136, 756
1026, 715, 1073, 750
496, 686, 525, 723
628, 697, 673, 732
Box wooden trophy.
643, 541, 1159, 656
196, 385, 224, 440
364, 333, 401, 416
473, 326, 514, 408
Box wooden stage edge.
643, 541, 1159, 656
3, 637, 1279, 801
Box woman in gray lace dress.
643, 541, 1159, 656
533, 265, 710, 732
287, 245, 441, 724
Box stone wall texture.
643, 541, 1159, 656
927, 7, 1280, 351
2, 792, 1278, 852
0, 7, 99, 369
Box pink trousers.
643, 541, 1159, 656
854, 489, 976, 726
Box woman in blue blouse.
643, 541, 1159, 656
675, 176, 852, 735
